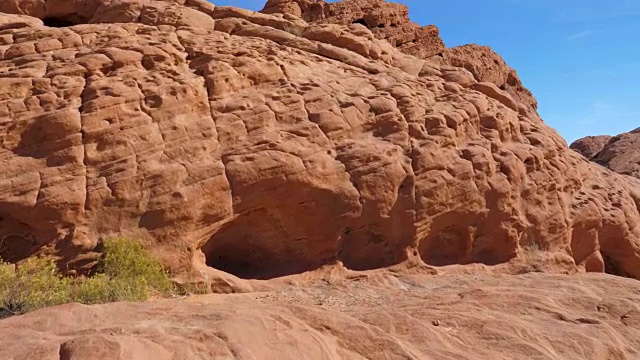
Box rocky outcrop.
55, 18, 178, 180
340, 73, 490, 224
429, 44, 538, 110
261, 0, 537, 110
570, 135, 613, 160
1, 0, 640, 283
572, 129, 640, 178
2, 273, 640, 360
262, 0, 446, 59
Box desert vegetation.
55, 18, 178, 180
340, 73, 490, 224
0, 238, 198, 318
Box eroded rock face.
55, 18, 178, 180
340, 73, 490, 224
262, 0, 446, 59
261, 0, 537, 111
572, 129, 640, 178
429, 44, 538, 110
0, 0, 640, 281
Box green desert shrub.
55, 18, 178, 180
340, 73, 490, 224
70, 274, 150, 304
99, 237, 172, 296
173, 281, 212, 296
0, 237, 173, 317
0, 256, 72, 317
70, 273, 113, 305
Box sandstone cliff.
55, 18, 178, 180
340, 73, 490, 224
0, 0, 639, 285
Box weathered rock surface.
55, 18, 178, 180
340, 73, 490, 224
2, 272, 640, 360
262, 0, 446, 59
261, 0, 538, 110
0, 0, 640, 284
572, 129, 640, 179
429, 44, 539, 110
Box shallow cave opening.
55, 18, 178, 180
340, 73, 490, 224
202, 236, 328, 280
203, 237, 286, 280
602, 253, 630, 277
352, 18, 368, 26
42, 17, 80, 28
418, 229, 468, 267
338, 227, 410, 271
0, 234, 36, 264
200, 209, 337, 280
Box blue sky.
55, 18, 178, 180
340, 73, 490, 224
212, 0, 640, 143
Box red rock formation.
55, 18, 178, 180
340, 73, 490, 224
261, 0, 537, 110
429, 44, 538, 110
570, 135, 612, 160
572, 129, 640, 178
262, 0, 446, 59
0, 0, 639, 283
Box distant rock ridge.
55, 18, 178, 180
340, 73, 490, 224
571, 128, 640, 179
570, 135, 613, 160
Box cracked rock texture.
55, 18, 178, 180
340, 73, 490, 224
572, 128, 640, 179
0, 0, 640, 284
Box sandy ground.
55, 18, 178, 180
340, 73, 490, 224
2, 270, 640, 360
